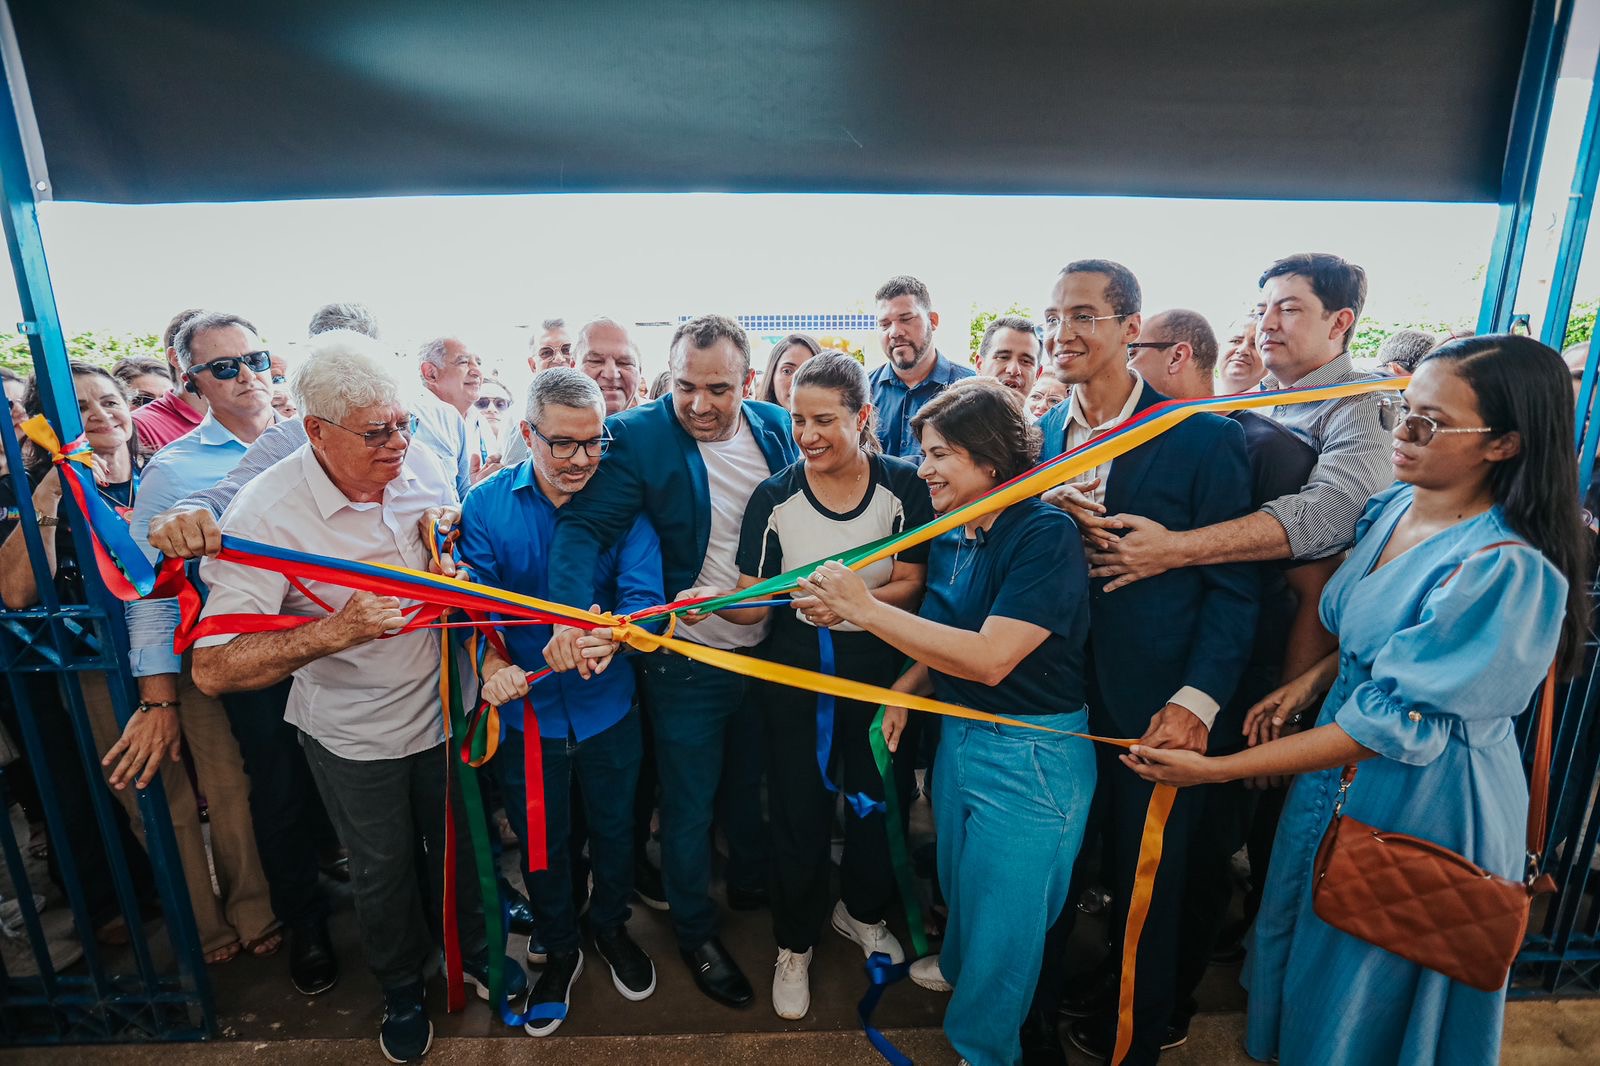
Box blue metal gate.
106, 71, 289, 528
0, 33, 212, 1043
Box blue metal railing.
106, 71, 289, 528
0, 23, 211, 1043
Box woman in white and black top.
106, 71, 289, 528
690, 351, 932, 1019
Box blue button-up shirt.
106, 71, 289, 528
126, 413, 264, 676
868, 351, 975, 462
457, 460, 664, 739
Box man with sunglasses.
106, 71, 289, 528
114, 311, 321, 982
456, 367, 664, 1034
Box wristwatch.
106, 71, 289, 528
37, 514, 59, 527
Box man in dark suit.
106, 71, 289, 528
1028, 263, 1259, 1065
548, 314, 798, 1008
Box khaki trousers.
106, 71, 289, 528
81, 670, 277, 953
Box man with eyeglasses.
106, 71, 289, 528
188, 339, 522, 1062
456, 367, 664, 1034
869, 275, 974, 462
124, 325, 459, 1000
1082, 253, 1393, 594
975, 314, 1043, 398
504, 318, 643, 468
1027, 263, 1258, 1065
548, 314, 797, 1010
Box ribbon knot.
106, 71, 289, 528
21, 413, 94, 469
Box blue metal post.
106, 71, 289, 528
1478, 0, 1573, 334
1549, 43, 1600, 498
0, 23, 213, 1040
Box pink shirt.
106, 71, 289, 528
132, 389, 205, 451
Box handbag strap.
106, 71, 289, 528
1337, 539, 1559, 861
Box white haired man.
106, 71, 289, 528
189, 343, 524, 1062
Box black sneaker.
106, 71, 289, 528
378, 981, 432, 1064
523, 949, 583, 1037
634, 859, 669, 911
594, 925, 656, 1001
462, 952, 529, 1006
1066, 1015, 1189, 1060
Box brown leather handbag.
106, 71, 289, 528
1311, 663, 1559, 994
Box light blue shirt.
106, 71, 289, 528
126, 413, 259, 677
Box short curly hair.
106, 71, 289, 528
911, 377, 1040, 483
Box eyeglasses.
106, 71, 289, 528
1126, 341, 1179, 354
317, 413, 419, 448
474, 397, 511, 411
1043, 313, 1123, 338
532, 425, 611, 459
1376, 398, 1495, 447
188, 350, 271, 381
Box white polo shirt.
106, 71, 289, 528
195, 444, 452, 761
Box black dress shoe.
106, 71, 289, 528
726, 883, 768, 911
679, 936, 753, 1008
1020, 1007, 1067, 1066
289, 922, 339, 996
1066, 1014, 1189, 1061
501, 878, 537, 937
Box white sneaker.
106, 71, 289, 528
830, 900, 905, 964
771, 948, 812, 1020
909, 954, 951, 992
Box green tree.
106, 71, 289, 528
1564, 299, 1597, 350
969, 303, 1035, 365
1347, 316, 1467, 364
0, 330, 163, 375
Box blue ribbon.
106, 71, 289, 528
815, 628, 888, 818
858, 951, 913, 1066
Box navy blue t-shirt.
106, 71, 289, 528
919, 497, 1089, 717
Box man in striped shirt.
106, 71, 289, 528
1075, 252, 1394, 588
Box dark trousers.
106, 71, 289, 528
760, 629, 904, 952
496, 712, 642, 954
639, 650, 767, 949
302, 737, 487, 990
220, 680, 329, 929
1170, 778, 1256, 1023
1052, 741, 1204, 1066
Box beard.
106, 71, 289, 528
889, 335, 932, 371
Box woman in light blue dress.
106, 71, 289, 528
1125, 335, 1590, 1066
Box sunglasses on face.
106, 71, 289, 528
188, 350, 272, 381
474, 397, 511, 411
1376, 398, 1495, 447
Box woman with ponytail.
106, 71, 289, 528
1126, 334, 1590, 1065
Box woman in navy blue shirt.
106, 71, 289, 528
800, 377, 1095, 1066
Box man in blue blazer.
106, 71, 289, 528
548, 315, 797, 1009
1030, 262, 1259, 1065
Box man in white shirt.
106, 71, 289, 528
189, 344, 522, 1063
546, 315, 798, 1008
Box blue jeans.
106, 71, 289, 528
496, 711, 642, 954
639, 650, 768, 949
935, 712, 1096, 1066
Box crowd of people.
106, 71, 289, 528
0, 252, 1589, 1066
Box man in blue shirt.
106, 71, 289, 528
867, 275, 974, 462
459, 368, 664, 1035
111, 311, 339, 996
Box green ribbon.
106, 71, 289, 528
445, 647, 505, 1009
870, 702, 929, 959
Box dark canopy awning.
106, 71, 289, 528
8, 0, 1533, 205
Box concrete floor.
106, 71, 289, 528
6, 794, 1598, 1063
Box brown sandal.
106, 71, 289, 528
243, 930, 283, 957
